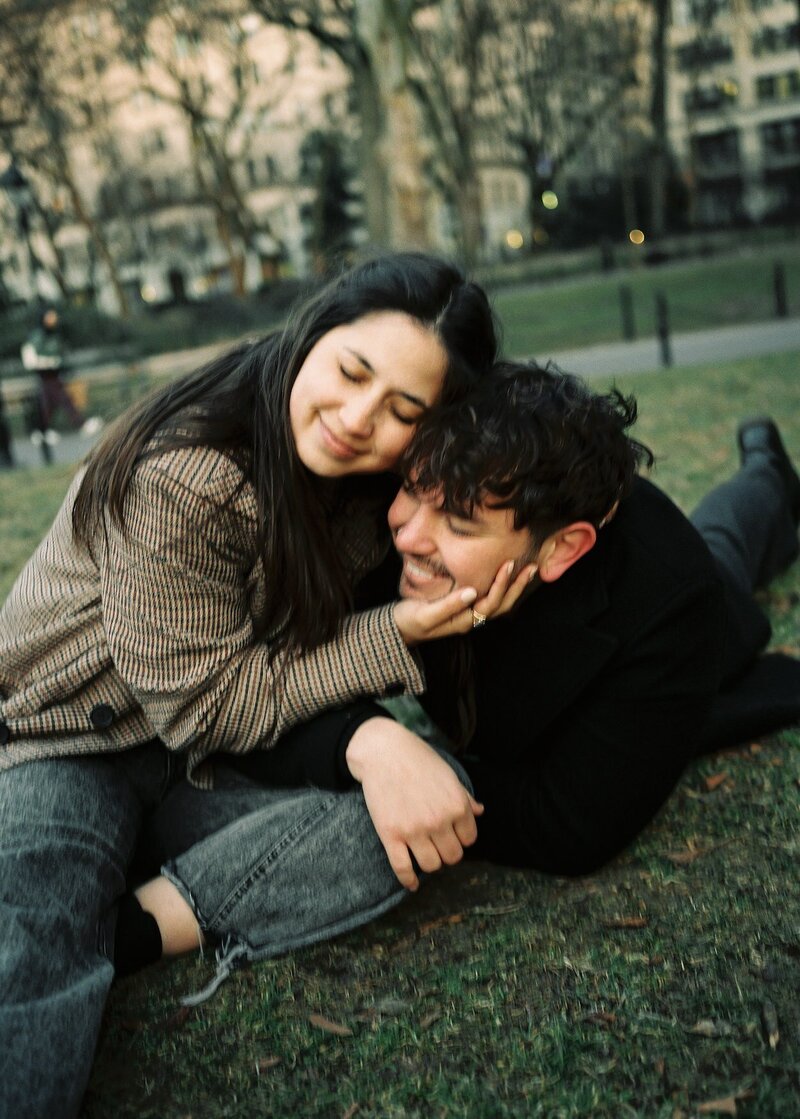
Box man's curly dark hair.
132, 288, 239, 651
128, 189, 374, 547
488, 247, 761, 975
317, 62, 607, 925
402, 360, 654, 547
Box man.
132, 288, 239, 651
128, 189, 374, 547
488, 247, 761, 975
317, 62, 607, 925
242, 360, 800, 887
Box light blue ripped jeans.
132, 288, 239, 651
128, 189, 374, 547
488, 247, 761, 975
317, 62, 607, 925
0, 737, 470, 1119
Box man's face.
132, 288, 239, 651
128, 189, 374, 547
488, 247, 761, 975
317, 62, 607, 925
388, 484, 536, 601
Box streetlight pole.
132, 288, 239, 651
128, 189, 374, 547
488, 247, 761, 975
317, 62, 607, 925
0, 161, 39, 303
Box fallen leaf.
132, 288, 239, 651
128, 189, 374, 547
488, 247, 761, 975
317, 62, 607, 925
665, 837, 735, 865
342, 1106, 360, 1119
697, 1096, 737, 1116
688, 1019, 734, 1038
602, 916, 648, 929
761, 1000, 779, 1049
309, 1013, 353, 1037
419, 913, 463, 935
665, 844, 705, 866
749, 742, 763, 754
420, 1010, 442, 1030
696, 1089, 754, 1115
584, 1011, 616, 1028
389, 934, 416, 955
470, 903, 523, 917
704, 771, 728, 792
255, 1056, 282, 1075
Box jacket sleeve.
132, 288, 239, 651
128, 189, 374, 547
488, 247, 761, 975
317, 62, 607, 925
97, 451, 423, 763
463, 579, 727, 875
228, 700, 384, 790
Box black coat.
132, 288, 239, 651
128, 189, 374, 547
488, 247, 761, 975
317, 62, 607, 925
241, 478, 799, 875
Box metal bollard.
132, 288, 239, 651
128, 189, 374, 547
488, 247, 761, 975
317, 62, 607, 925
655, 292, 673, 367
773, 262, 788, 319
619, 285, 636, 341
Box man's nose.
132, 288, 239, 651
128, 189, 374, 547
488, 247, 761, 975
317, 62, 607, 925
394, 504, 434, 552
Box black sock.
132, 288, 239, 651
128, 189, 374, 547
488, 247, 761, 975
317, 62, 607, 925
113, 892, 163, 978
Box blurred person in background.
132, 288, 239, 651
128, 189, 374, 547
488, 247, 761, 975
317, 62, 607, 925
21, 306, 103, 457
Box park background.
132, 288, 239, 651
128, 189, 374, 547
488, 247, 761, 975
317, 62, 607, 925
1, 1, 799, 1116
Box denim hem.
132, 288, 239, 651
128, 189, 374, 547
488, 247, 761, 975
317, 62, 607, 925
171, 875, 408, 1006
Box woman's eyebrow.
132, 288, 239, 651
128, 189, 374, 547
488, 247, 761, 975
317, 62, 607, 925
343, 347, 431, 409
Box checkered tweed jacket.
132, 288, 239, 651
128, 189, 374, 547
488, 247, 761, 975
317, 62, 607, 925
0, 445, 422, 787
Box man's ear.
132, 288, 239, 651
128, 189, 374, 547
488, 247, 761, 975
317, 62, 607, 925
536, 522, 597, 583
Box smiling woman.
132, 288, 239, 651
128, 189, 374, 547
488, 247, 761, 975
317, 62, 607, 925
290, 312, 448, 477
0, 252, 498, 1119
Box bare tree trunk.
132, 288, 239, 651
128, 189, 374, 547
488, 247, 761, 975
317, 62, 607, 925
352, 63, 392, 247
249, 0, 432, 249
354, 0, 432, 250
65, 178, 130, 317
648, 0, 671, 238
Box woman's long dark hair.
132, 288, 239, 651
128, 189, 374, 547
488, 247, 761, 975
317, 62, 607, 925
73, 252, 497, 653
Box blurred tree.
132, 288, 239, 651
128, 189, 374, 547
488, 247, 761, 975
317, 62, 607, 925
299, 129, 360, 272
245, 0, 434, 251
482, 0, 641, 249
113, 0, 290, 295
406, 0, 494, 266
0, 0, 131, 313
647, 0, 672, 238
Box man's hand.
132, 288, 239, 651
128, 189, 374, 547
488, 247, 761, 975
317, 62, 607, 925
393, 560, 536, 646
346, 717, 483, 891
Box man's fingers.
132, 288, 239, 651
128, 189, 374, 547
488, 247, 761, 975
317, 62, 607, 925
411, 839, 443, 875
385, 840, 419, 891
454, 811, 479, 848
433, 829, 467, 866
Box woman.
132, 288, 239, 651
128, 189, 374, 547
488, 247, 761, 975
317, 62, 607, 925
1, 253, 524, 1118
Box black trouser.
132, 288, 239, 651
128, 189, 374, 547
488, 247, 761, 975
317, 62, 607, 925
690, 456, 800, 749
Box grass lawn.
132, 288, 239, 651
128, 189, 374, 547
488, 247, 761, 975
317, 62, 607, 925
1, 351, 798, 1118
493, 244, 800, 356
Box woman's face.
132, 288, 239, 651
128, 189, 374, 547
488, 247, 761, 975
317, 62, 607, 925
289, 311, 448, 477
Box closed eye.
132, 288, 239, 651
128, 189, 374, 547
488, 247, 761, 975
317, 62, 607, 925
447, 518, 477, 538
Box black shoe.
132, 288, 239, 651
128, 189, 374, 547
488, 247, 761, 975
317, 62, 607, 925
737, 417, 800, 522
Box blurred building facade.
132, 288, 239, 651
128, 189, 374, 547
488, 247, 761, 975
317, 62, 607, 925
668, 0, 800, 226
1, 1, 797, 314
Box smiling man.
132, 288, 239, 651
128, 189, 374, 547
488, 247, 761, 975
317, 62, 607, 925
250, 361, 800, 880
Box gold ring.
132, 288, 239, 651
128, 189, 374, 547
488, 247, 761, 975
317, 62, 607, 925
471, 609, 487, 628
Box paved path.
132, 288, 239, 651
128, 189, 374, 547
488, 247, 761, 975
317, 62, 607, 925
3, 316, 798, 471
5, 426, 102, 470
530, 316, 800, 379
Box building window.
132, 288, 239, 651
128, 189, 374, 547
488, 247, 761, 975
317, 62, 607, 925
683, 0, 730, 23
760, 117, 800, 157
685, 78, 739, 113
691, 128, 741, 170
752, 22, 800, 57
675, 36, 734, 71
141, 130, 168, 158
756, 71, 800, 103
